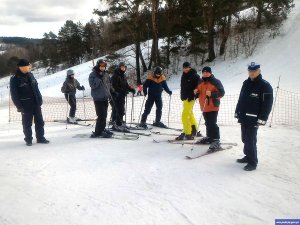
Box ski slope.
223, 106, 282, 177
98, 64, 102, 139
0, 3, 300, 225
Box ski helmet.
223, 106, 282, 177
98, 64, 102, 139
154, 66, 163, 75
67, 69, 75, 77
96, 59, 107, 67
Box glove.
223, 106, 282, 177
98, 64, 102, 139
17, 108, 24, 113
81, 85, 85, 90
168, 91, 172, 96
257, 119, 266, 126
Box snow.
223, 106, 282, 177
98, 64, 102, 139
1, 2, 300, 225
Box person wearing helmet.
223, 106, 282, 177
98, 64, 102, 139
88, 59, 114, 138
138, 66, 172, 129
61, 69, 85, 124
111, 61, 136, 132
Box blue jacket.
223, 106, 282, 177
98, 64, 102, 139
143, 72, 172, 97
89, 66, 111, 101
235, 74, 273, 126
10, 70, 43, 112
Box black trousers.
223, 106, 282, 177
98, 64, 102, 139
94, 100, 108, 135
241, 124, 258, 166
112, 95, 126, 126
22, 106, 45, 142
65, 94, 76, 117
141, 95, 162, 123
203, 111, 220, 140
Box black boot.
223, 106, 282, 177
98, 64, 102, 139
37, 138, 50, 144
236, 156, 248, 163
175, 133, 185, 140
153, 121, 167, 128
244, 163, 257, 171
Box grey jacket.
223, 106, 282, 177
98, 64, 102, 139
61, 77, 84, 95
89, 69, 111, 101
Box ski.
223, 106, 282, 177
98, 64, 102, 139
53, 120, 91, 127
72, 133, 139, 140
107, 128, 151, 136
127, 126, 153, 131
127, 122, 181, 132
150, 131, 180, 136
185, 146, 233, 159
152, 139, 237, 146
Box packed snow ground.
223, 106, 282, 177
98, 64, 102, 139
0, 107, 299, 225
1, 2, 300, 225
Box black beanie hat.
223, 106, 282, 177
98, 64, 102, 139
17, 59, 30, 67
183, 62, 191, 68
202, 66, 212, 73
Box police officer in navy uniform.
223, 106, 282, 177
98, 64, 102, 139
10, 59, 49, 146
235, 62, 273, 171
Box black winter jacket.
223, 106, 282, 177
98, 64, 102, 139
180, 68, 201, 101
111, 69, 134, 96
10, 70, 43, 112
235, 74, 273, 126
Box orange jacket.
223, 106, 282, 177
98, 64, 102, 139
196, 75, 225, 112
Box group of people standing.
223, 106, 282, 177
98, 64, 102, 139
10, 58, 273, 171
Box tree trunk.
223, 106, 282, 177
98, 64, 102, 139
151, 0, 161, 66
256, 1, 263, 28
135, 42, 141, 85
219, 15, 232, 56
205, 3, 216, 62
139, 46, 148, 73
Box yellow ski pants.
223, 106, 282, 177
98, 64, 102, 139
182, 100, 197, 135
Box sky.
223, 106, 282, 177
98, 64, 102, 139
0, 0, 101, 38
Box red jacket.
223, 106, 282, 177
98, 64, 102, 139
196, 75, 225, 112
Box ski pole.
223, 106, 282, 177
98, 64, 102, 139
66, 93, 69, 129
82, 90, 87, 123
125, 94, 127, 126
168, 94, 172, 127
190, 97, 208, 151
130, 93, 134, 127
137, 95, 146, 123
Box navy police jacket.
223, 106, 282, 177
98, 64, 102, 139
143, 72, 172, 97
10, 69, 43, 112
235, 74, 273, 126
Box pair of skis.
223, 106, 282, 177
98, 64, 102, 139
72, 132, 139, 140
153, 139, 237, 159
53, 119, 91, 127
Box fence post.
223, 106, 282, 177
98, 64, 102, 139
269, 75, 281, 128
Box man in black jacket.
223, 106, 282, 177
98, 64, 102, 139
10, 59, 49, 146
235, 62, 273, 171
175, 62, 201, 140
111, 62, 135, 131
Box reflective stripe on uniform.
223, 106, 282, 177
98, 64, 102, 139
246, 113, 257, 117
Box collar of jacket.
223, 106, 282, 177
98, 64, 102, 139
202, 74, 214, 82
248, 74, 262, 82
116, 68, 125, 77
182, 68, 197, 78
147, 72, 166, 83
16, 69, 30, 78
